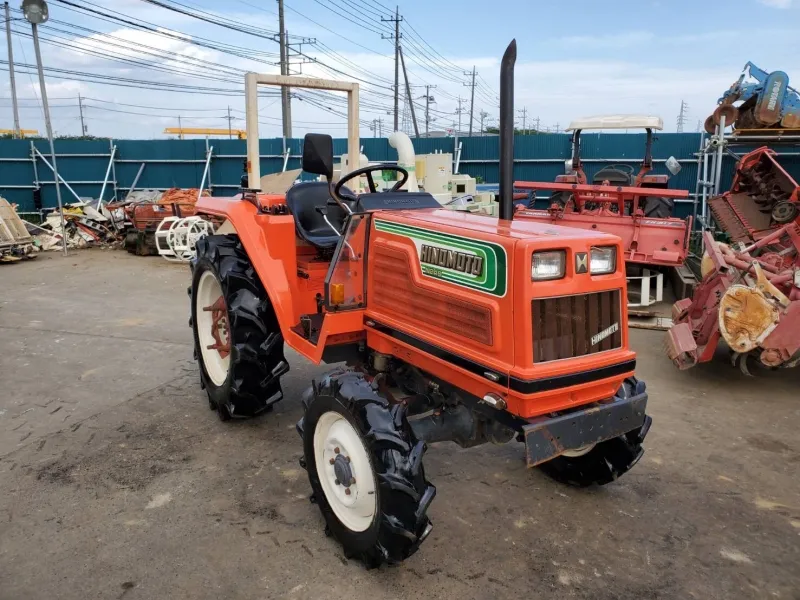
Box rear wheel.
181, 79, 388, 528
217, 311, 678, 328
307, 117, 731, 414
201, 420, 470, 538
642, 196, 674, 218
190, 234, 289, 420
299, 371, 436, 568
538, 378, 651, 487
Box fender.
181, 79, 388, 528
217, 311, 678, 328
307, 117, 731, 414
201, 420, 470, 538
197, 194, 300, 338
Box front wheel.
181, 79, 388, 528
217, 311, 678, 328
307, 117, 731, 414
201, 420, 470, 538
299, 371, 436, 568
538, 378, 651, 487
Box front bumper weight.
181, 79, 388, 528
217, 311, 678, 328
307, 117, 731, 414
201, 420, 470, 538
523, 390, 648, 467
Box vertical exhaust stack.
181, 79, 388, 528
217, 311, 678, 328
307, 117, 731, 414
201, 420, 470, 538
498, 39, 517, 221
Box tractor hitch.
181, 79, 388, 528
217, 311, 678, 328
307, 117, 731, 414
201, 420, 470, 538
522, 383, 649, 467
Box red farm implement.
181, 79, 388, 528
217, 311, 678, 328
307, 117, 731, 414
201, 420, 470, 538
666, 226, 800, 374
708, 146, 800, 244
514, 181, 692, 268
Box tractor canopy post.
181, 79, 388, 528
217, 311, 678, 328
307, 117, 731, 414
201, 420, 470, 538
634, 127, 654, 186
643, 128, 653, 171
571, 129, 584, 182
498, 39, 517, 221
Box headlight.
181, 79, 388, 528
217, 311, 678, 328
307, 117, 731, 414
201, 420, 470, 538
590, 246, 616, 274
532, 250, 565, 281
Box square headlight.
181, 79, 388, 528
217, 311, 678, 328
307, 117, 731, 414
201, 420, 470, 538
532, 250, 566, 281
590, 246, 617, 274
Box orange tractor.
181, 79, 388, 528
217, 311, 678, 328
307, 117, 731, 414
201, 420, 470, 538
189, 41, 651, 567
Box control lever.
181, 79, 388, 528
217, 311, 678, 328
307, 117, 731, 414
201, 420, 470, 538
315, 206, 342, 237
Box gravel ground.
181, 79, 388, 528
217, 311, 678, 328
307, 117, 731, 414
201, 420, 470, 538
1, 249, 798, 600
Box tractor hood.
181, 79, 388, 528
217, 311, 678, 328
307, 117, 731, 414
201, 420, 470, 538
393, 208, 621, 245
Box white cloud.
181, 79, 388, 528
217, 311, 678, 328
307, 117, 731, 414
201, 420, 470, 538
758, 0, 793, 7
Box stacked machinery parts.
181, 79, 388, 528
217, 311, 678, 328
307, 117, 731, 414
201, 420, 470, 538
668, 147, 800, 374
705, 61, 800, 134
111, 188, 207, 256
0, 197, 35, 261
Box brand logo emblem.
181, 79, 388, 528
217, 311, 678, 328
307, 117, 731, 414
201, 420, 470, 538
374, 220, 508, 297
767, 80, 782, 111
576, 252, 588, 274
591, 322, 619, 346
420, 245, 484, 276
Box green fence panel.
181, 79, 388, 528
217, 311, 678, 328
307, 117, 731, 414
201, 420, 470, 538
3, 134, 799, 214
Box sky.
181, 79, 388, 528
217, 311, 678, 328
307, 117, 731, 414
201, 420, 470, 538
0, 0, 798, 139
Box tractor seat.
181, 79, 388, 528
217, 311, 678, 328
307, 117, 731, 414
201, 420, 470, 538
593, 166, 633, 186
285, 181, 355, 250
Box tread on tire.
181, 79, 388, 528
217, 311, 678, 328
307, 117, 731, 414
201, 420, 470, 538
298, 370, 436, 568
190, 234, 288, 419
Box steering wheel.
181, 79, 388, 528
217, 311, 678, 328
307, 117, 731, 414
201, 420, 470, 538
333, 164, 409, 203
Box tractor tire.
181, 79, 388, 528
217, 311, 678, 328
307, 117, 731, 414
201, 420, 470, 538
190, 234, 289, 420
642, 197, 674, 218
298, 370, 436, 568
538, 377, 651, 487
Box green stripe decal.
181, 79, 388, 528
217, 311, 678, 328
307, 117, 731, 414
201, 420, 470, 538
375, 220, 507, 297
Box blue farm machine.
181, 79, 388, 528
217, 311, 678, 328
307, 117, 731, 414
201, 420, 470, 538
705, 62, 800, 134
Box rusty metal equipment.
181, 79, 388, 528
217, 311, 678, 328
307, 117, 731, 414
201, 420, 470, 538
515, 181, 692, 267
708, 147, 799, 244
666, 226, 800, 374
108, 188, 206, 256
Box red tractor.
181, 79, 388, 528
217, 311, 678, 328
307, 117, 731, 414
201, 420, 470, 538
513, 117, 692, 271
189, 41, 652, 567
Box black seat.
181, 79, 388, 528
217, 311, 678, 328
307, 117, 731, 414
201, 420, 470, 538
285, 181, 355, 250
593, 166, 633, 186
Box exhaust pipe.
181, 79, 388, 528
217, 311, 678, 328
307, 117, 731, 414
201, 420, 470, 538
498, 39, 517, 221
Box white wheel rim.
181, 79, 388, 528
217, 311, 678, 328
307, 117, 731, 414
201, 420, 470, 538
196, 270, 230, 387
313, 411, 377, 532
562, 444, 596, 458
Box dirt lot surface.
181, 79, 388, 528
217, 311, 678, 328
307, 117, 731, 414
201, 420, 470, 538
1, 250, 799, 600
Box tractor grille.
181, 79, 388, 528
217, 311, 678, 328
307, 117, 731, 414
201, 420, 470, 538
532, 290, 622, 363
372, 245, 493, 346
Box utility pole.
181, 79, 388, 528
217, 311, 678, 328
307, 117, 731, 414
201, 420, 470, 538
456, 96, 467, 134
277, 0, 292, 139
226, 106, 234, 139
677, 100, 689, 133
78, 93, 86, 135
479, 110, 489, 135
398, 46, 419, 138
178, 115, 183, 140
464, 66, 476, 137
517, 107, 527, 133
422, 85, 436, 137
24, 2, 67, 255
533, 116, 540, 133
381, 7, 402, 132
378, 117, 382, 138
4, 2, 21, 138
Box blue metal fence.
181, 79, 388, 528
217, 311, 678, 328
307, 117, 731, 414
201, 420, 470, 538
2, 134, 798, 223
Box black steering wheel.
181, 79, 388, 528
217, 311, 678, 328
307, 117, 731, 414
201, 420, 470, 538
333, 164, 409, 203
